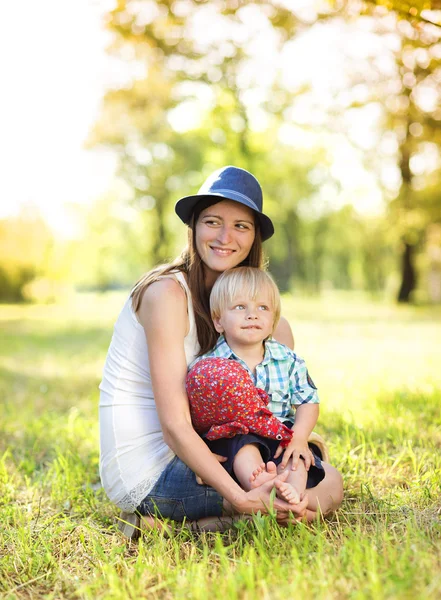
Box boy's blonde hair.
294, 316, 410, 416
210, 267, 281, 330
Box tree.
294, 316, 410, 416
0, 208, 53, 302
307, 1, 441, 301
360, 4, 441, 301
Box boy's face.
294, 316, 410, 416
213, 290, 275, 348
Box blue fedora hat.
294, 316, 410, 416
175, 166, 274, 241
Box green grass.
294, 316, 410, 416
1, 291, 440, 599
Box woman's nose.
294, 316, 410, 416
217, 226, 232, 244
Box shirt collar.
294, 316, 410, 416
262, 337, 292, 362
214, 335, 291, 363
212, 334, 237, 359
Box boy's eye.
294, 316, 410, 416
258, 305, 269, 311
233, 304, 245, 310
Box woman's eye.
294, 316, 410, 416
236, 223, 251, 230
204, 219, 219, 226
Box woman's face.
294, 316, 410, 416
195, 200, 256, 285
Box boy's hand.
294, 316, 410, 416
274, 437, 315, 471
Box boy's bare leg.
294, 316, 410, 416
273, 458, 308, 506
232, 444, 277, 491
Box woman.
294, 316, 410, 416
99, 166, 343, 536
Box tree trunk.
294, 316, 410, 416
396, 110, 416, 304
151, 197, 169, 264
397, 242, 416, 302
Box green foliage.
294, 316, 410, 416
364, 0, 441, 25
0, 211, 53, 302
68, 193, 155, 291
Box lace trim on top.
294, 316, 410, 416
116, 472, 163, 512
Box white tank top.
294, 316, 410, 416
99, 272, 200, 511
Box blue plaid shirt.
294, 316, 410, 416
195, 335, 319, 424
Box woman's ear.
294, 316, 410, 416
213, 317, 224, 333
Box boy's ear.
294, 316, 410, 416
213, 317, 224, 333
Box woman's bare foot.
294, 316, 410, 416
249, 461, 278, 489
139, 515, 250, 536
140, 515, 170, 534
274, 477, 301, 505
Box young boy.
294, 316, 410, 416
186, 267, 325, 509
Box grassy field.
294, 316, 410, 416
1, 291, 440, 599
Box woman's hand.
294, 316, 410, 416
231, 471, 308, 521
273, 493, 309, 525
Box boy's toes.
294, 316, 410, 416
250, 462, 266, 482
276, 481, 301, 505
284, 490, 300, 504
266, 461, 277, 475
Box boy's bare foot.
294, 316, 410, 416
274, 477, 301, 505
249, 461, 278, 489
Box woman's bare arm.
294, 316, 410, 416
139, 278, 299, 516
273, 316, 294, 350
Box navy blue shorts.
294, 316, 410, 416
205, 423, 326, 489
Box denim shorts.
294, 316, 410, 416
136, 456, 224, 522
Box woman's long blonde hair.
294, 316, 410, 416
131, 201, 265, 355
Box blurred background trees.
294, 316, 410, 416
2, 0, 440, 303
0, 209, 52, 302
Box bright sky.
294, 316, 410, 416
0, 0, 117, 234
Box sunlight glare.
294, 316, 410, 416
0, 0, 117, 237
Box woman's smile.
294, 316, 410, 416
210, 246, 235, 256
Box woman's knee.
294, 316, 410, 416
306, 463, 343, 515
322, 463, 344, 509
